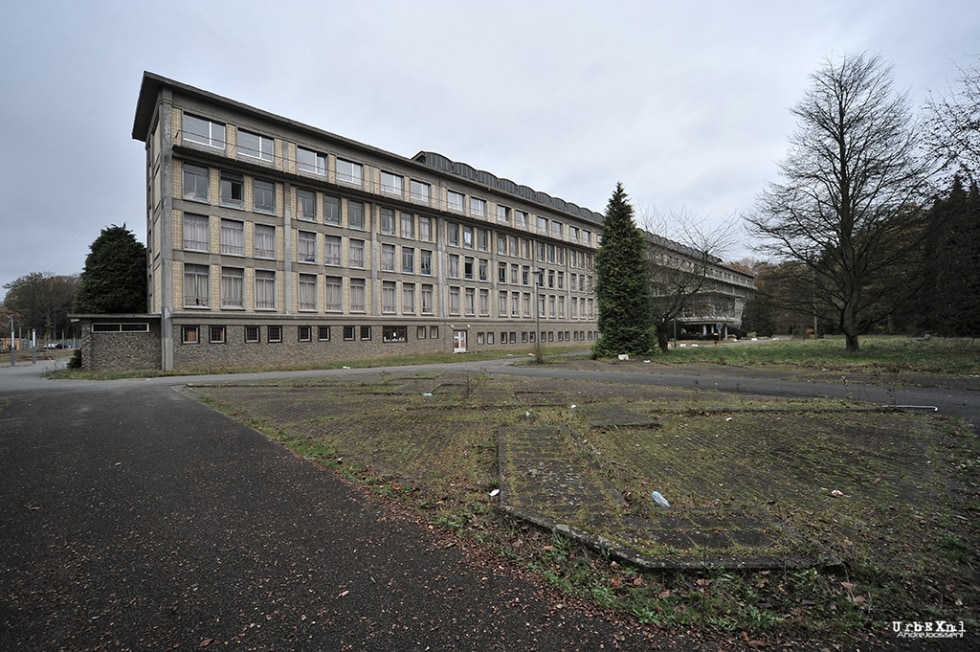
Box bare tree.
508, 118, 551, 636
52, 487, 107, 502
639, 209, 738, 353
747, 53, 929, 352
925, 58, 980, 184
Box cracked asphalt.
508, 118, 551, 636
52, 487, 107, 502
1, 357, 975, 650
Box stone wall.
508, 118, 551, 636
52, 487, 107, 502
79, 317, 162, 372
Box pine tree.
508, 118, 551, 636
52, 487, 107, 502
74, 224, 147, 314
593, 183, 653, 357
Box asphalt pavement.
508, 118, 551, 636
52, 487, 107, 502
1, 357, 975, 650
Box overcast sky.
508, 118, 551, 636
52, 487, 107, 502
1, 0, 977, 302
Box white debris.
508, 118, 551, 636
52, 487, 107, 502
651, 491, 670, 508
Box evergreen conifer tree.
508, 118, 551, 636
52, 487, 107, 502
74, 224, 147, 314
593, 183, 653, 357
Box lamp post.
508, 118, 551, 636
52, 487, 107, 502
8, 315, 14, 367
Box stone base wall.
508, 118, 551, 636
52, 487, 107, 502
78, 317, 162, 372
74, 314, 597, 372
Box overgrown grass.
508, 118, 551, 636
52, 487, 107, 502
655, 335, 980, 376
185, 363, 978, 643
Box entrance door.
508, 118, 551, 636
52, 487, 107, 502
453, 330, 467, 353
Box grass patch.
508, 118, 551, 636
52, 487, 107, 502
656, 335, 980, 377
184, 363, 979, 641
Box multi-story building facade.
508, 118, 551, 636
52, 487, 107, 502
646, 234, 755, 340
96, 72, 602, 371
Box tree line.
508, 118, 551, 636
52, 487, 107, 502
595, 54, 979, 356
1, 225, 146, 346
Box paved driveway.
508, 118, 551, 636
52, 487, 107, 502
0, 362, 682, 651
1, 358, 972, 650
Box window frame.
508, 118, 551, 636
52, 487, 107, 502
253, 178, 276, 214
297, 147, 326, 175
182, 113, 225, 149
237, 129, 274, 162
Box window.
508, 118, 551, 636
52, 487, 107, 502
253, 179, 275, 213
182, 325, 200, 344
430, 325, 439, 339
497, 234, 507, 255
511, 292, 520, 317
337, 158, 362, 185
209, 325, 226, 344
478, 228, 489, 252
400, 211, 414, 239
464, 256, 474, 280
220, 174, 243, 208
219, 219, 244, 255
421, 284, 433, 314
401, 247, 414, 273
182, 113, 225, 149
418, 216, 431, 242
360, 325, 371, 340
298, 231, 316, 263
511, 263, 519, 285
255, 270, 276, 309
244, 325, 260, 343
254, 224, 275, 259
420, 249, 432, 275
220, 267, 244, 308
350, 278, 366, 312
496, 204, 510, 223
182, 164, 209, 202
448, 190, 464, 212
447, 222, 459, 247
324, 195, 341, 224
268, 325, 282, 343
410, 179, 430, 204
182, 214, 209, 251
183, 264, 209, 307
537, 216, 548, 233
479, 259, 488, 282
465, 287, 475, 315
318, 325, 331, 341
382, 281, 396, 313
298, 325, 313, 342
238, 129, 273, 161
462, 225, 473, 249
515, 210, 528, 228
325, 276, 342, 311
383, 326, 407, 343
449, 286, 460, 315
297, 189, 316, 221
498, 262, 507, 283
349, 239, 364, 267
470, 197, 486, 217
479, 288, 489, 315
448, 254, 459, 278
552, 221, 563, 238
498, 290, 507, 316
299, 274, 317, 311
381, 171, 402, 196
348, 200, 364, 229
343, 326, 355, 341
402, 283, 415, 313
380, 207, 395, 235
417, 326, 427, 339
381, 244, 396, 271
325, 235, 341, 266
297, 147, 325, 175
